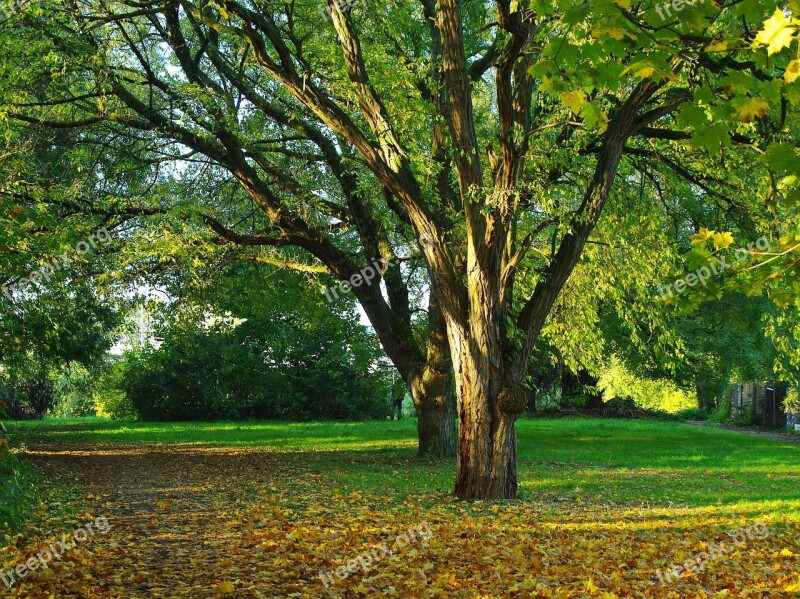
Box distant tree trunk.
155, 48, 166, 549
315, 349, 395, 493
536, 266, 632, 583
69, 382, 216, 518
409, 292, 456, 459
695, 374, 710, 411
413, 375, 456, 459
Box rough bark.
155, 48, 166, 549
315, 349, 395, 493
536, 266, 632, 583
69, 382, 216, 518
413, 374, 457, 459
410, 291, 457, 458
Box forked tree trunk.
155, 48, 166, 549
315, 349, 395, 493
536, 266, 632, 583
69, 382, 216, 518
450, 331, 527, 500
445, 225, 529, 499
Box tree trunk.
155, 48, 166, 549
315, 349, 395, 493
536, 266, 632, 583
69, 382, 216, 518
449, 324, 527, 500
695, 374, 709, 411
414, 385, 456, 459
409, 291, 457, 459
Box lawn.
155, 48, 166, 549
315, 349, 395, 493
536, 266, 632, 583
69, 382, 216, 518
2, 417, 799, 597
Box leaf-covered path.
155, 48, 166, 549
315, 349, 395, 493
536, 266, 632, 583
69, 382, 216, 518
4, 435, 800, 598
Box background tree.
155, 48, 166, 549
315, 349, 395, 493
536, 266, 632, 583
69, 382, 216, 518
116, 265, 393, 421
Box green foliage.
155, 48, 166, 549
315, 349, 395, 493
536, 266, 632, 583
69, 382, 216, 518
116, 266, 394, 422
787, 388, 800, 414
706, 397, 734, 424
92, 359, 138, 420
730, 409, 754, 428
597, 357, 696, 414
1, 370, 56, 420
0, 407, 37, 536
0, 442, 36, 536
51, 364, 103, 418
0, 284, 121, 421
675, 408, 710, 422
120, 321, 391, 422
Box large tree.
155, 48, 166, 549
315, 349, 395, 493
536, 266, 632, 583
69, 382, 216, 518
2, 0, 797, 498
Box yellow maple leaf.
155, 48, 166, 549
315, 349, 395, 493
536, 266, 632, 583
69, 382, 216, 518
561, 90, 586, 115
215, 581, 235, 595
691, 227, 715, 245
780, 548, 795, 556
754, 9, 796, 55
734, 97, 770, 123
712, 232, 735, 249
785, 60, 800, 83
591, 20, 631, 41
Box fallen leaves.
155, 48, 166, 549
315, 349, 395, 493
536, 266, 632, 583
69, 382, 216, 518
1, 443, 798, 598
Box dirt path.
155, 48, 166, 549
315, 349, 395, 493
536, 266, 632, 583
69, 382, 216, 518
7, 444, 313, 598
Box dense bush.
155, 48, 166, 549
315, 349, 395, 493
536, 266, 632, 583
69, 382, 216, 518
93, 359, 138, 419
1, 370, 56, 420
0, 409, 37, 536
597, 357, 696, 414
51, 364, 98, 418
675, 407, 710, 422
119, 317, 393, 422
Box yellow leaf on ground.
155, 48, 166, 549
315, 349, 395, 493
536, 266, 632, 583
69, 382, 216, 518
215, 581, 234, 595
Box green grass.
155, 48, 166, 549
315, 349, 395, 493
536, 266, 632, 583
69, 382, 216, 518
9, 416, 800, 521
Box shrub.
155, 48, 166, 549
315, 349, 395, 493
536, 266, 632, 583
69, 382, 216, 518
706, 397, 734, 424
93, 359, 138, 419
118, 324, 392, 422
2, 371, 56, 420
51, 364, 97, 418
0, 407, 38, 537
675, 407, 709, 422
